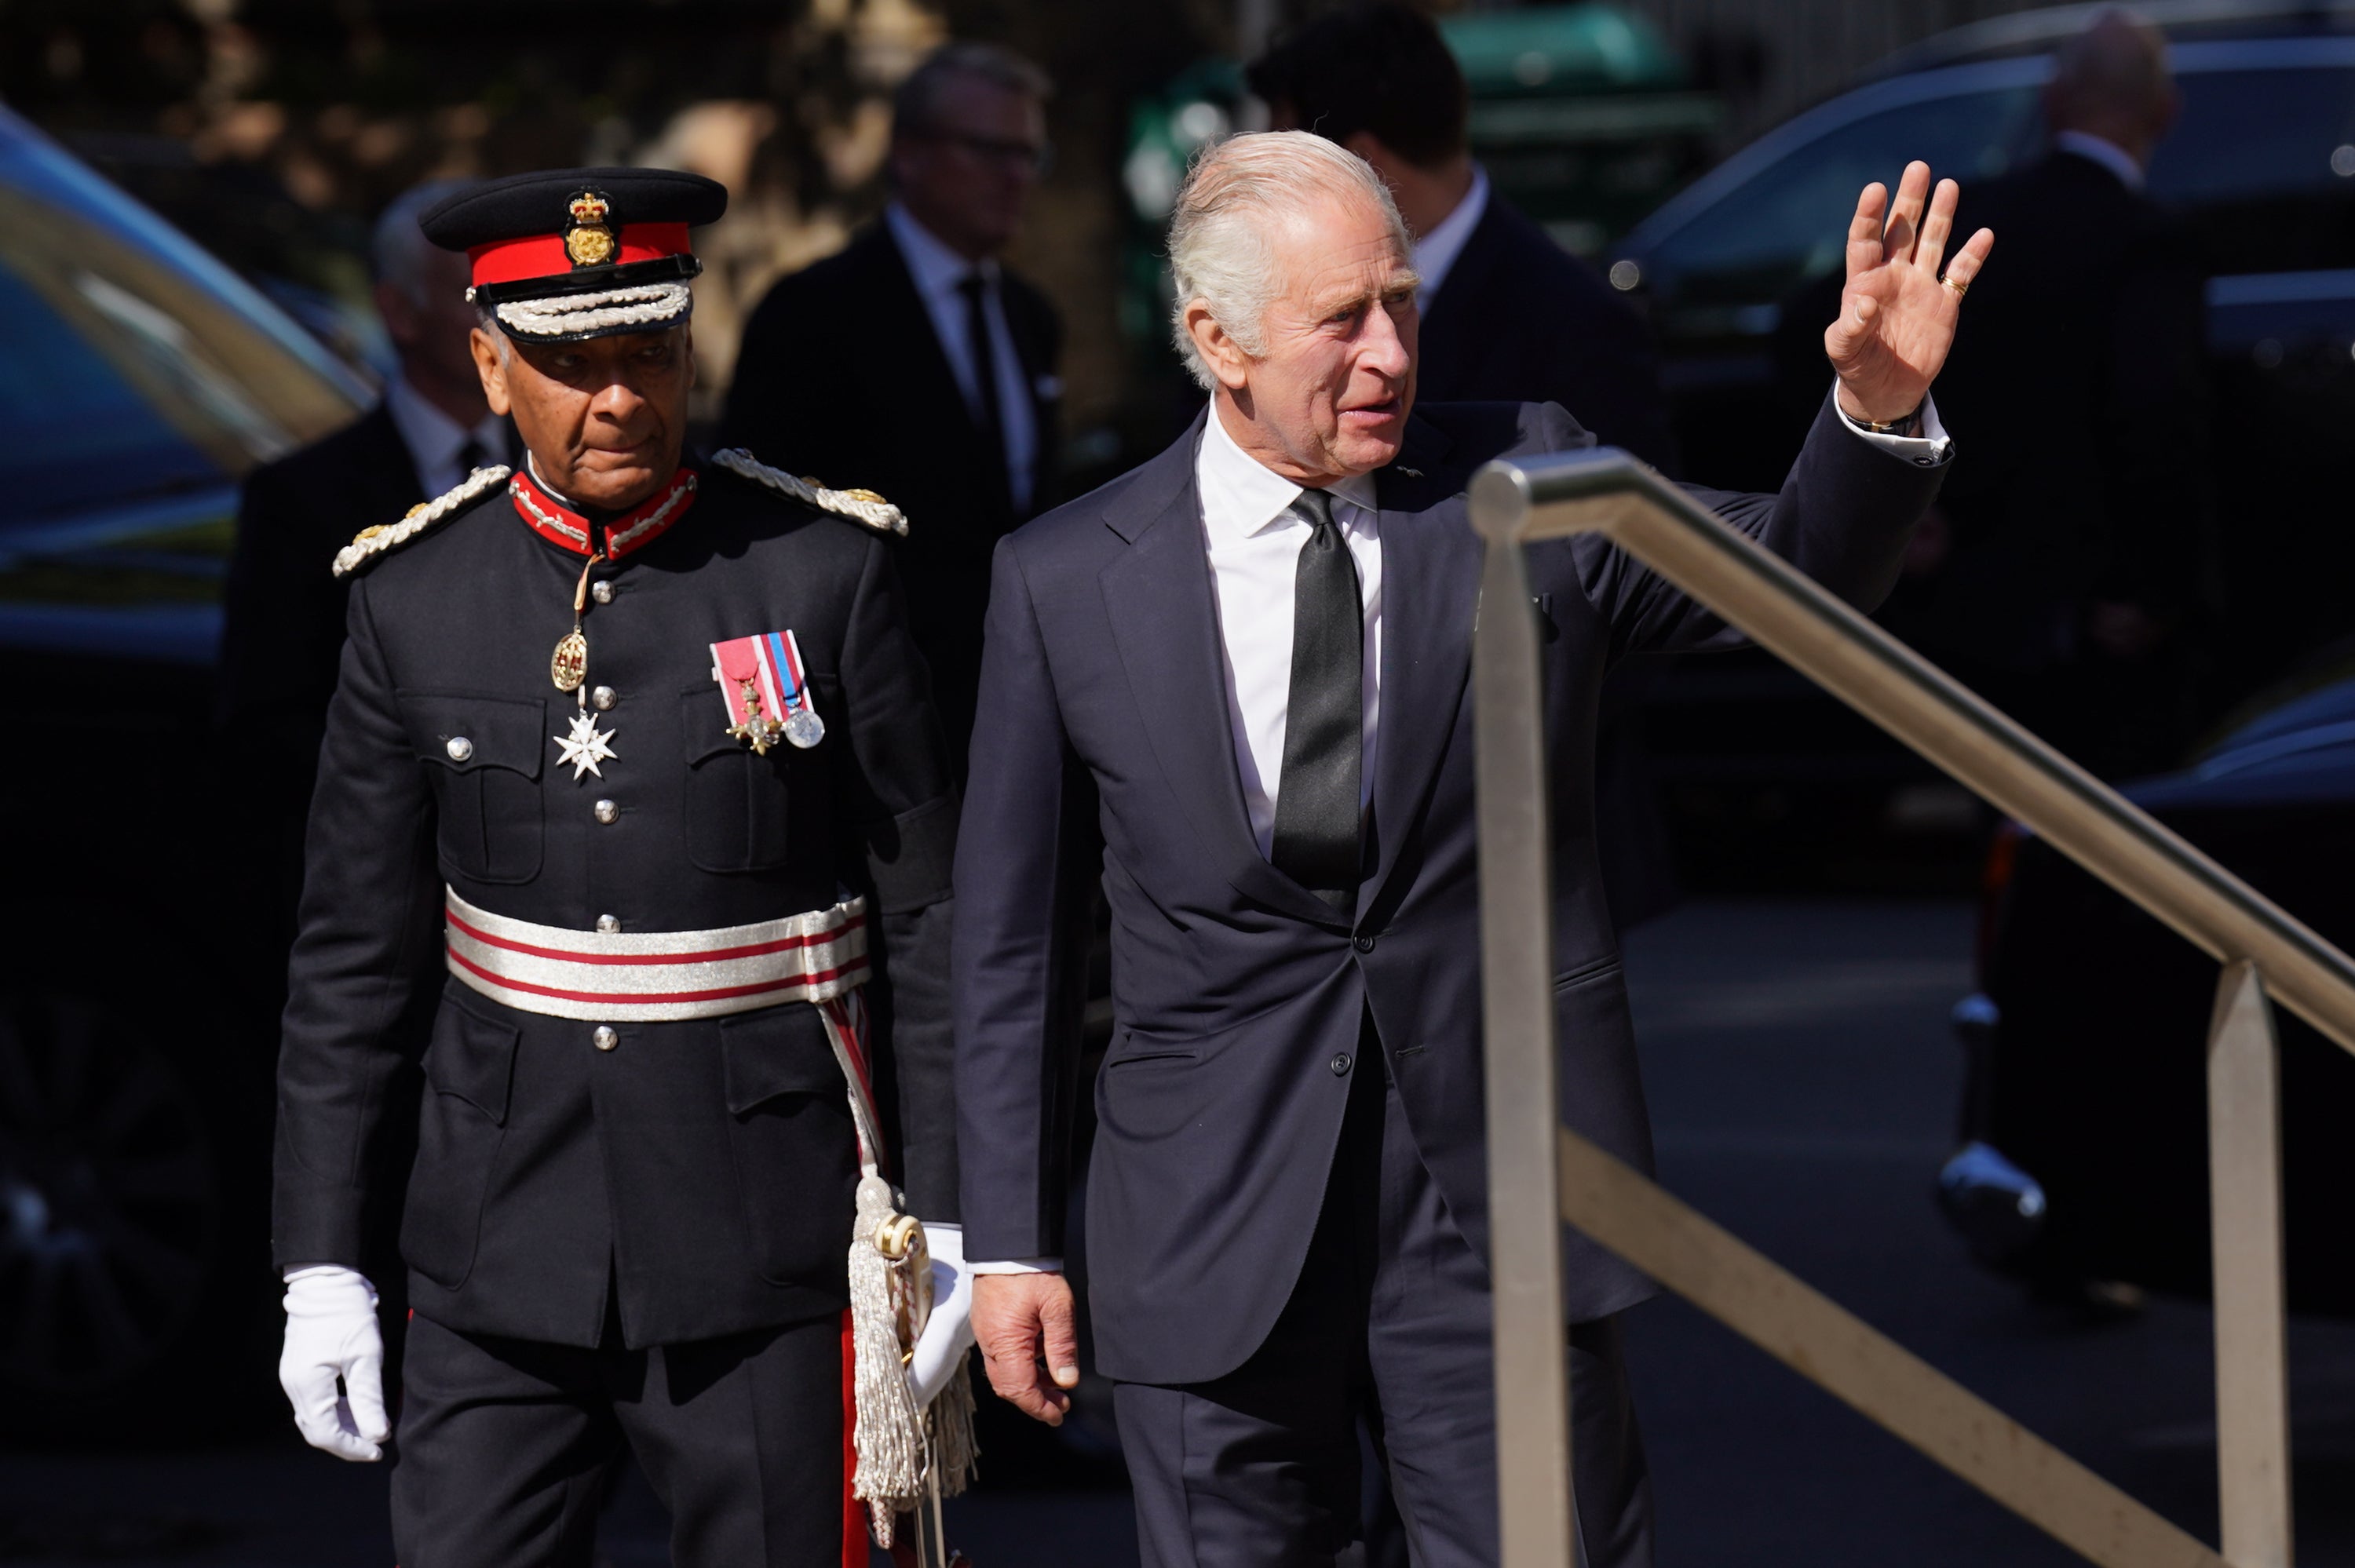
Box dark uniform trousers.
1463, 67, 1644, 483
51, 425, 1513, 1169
392, 1305, 849, 1568
1112, 1025, 1655, 1568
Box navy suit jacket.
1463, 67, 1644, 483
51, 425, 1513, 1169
1418, 193, 1680, 474
954, 396, 1945, 1386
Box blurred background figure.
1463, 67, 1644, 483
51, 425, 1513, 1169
725, 42, 1062, 774
220, 174, 506, 933
1803, 8, 2214, 780
1249, 1, 1678, 472
1253, 1, 1682, 935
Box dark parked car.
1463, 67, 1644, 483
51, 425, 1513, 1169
0, 102, 366, 1439
1605, 5, 2355, 884
1942, 652, 2355, 1312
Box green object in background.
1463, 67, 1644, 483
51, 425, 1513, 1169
1440, 4, 1722, 258
1439, 2, 1685, 97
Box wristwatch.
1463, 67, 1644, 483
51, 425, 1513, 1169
1847, 401, 1925, 438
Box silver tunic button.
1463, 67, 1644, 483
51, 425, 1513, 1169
593, 1026, 619, 1052
596, 914, 620, 934
591, 685, 617, 711
593, 799, 619, 825
445, 736, 474, 762
590, 579, 615, 605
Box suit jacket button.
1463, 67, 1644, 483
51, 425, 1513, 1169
444, 735, 473, 762
596, 914, 620, 933
1353, 934, 1375, 954
590, 579, 615, 605
593, 1026, 619, 1052
1331, 1052, 1353, 1076
591, 685, 617, 711
593, 799, 619, 825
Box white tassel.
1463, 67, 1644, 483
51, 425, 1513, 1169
849, 1175, 928, 1544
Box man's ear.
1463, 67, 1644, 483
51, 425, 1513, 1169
1184, 301, 1251, 392
469, 326, 511, 417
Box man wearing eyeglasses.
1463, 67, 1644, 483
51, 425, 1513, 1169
725, 42, 1063, 774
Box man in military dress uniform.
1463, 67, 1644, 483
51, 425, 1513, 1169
268, 168, 969, 1567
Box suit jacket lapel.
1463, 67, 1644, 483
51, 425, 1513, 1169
1100, 420, 1342, 927
1366, 414, 1478, 906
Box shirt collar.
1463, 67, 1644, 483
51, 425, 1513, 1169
385, 375, 503, 477
2053, 131, 2145, 191
1411, 164, 1489, 308
1197, 399, 1382, 540
885, 201, 998, 300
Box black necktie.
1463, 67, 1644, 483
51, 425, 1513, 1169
956, 271, 1003, 445
1269, 488, 1363, 912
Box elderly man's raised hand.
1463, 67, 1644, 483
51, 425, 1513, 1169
1824, 160, 1995, 426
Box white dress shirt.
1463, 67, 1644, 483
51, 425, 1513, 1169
1195, 403, 1384, 855
385, 375, 506, 501
1411, 163, 1490, 310
885, 202, 1040, 512
2052, 130, 2145, 191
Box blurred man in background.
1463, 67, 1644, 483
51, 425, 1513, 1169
1857, 8, 2214, 778
221, 176, 508, 904
725, 42, 1063, 772
1248, 1, 1678, 473
1252, 1, 1682, 934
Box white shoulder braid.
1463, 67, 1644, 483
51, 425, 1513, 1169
332, 465, 513, 579
710, 447, 909, 538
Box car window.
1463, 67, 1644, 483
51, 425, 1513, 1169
2153, 65, 2355, 275
1643, 86, 2041, 301
0, 119, 362, 527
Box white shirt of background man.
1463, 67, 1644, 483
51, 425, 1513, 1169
385, 374, 506, 501
885, 200, 1040, 512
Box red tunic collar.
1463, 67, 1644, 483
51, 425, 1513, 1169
509, 464, 698, 560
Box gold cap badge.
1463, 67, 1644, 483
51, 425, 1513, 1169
564, 189, 616, 268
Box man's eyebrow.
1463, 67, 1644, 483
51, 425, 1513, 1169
1312, 268, 1424, 317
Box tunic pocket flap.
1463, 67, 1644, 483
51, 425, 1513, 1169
399, 691, 547, 780
425, 992, 522, 1124
720, 1005, 844, 1114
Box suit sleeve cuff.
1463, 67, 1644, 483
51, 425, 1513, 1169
969, 1256, 1064, 1274
1834, 385, 1952, 467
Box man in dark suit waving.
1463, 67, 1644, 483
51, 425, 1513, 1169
955, 131, 1989, 1565
725, 42, 1062, 770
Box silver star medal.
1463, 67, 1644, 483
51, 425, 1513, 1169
555, 709, 618, 780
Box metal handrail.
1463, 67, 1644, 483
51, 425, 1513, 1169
1470, 446, 2335, 1568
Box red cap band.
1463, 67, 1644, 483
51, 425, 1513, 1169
467, 223, 693, 289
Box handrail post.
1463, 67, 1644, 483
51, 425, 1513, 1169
2208, 961, 2294, 1566
1472, 476, 1578, 1566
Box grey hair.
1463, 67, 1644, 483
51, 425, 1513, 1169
472, 304, 509, 361
893, 41, 1052, 137
1166, 131, 1411, 392
372, 177, 481, 306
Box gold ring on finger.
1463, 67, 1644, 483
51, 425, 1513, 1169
1941, 275, 1968, 297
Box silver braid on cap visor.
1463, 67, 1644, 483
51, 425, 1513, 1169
494, 282, 693, 338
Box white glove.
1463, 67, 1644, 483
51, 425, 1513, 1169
279, 1264, 389, 1461
907, 1222, 977, 1406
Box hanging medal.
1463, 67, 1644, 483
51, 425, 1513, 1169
711, 629, 825, 753
552, 551, 601, 693
550, 550, 619, 779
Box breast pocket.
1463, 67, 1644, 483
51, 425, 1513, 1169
398, 691, 546, 884
680, 685, 800, 873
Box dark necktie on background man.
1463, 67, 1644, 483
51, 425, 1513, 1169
958, 271, 1011, 510
1270, 487, 1363, 912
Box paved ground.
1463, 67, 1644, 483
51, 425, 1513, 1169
10, 898, 2355, 1565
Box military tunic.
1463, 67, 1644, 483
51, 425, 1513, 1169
271, 458, 958, 1351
